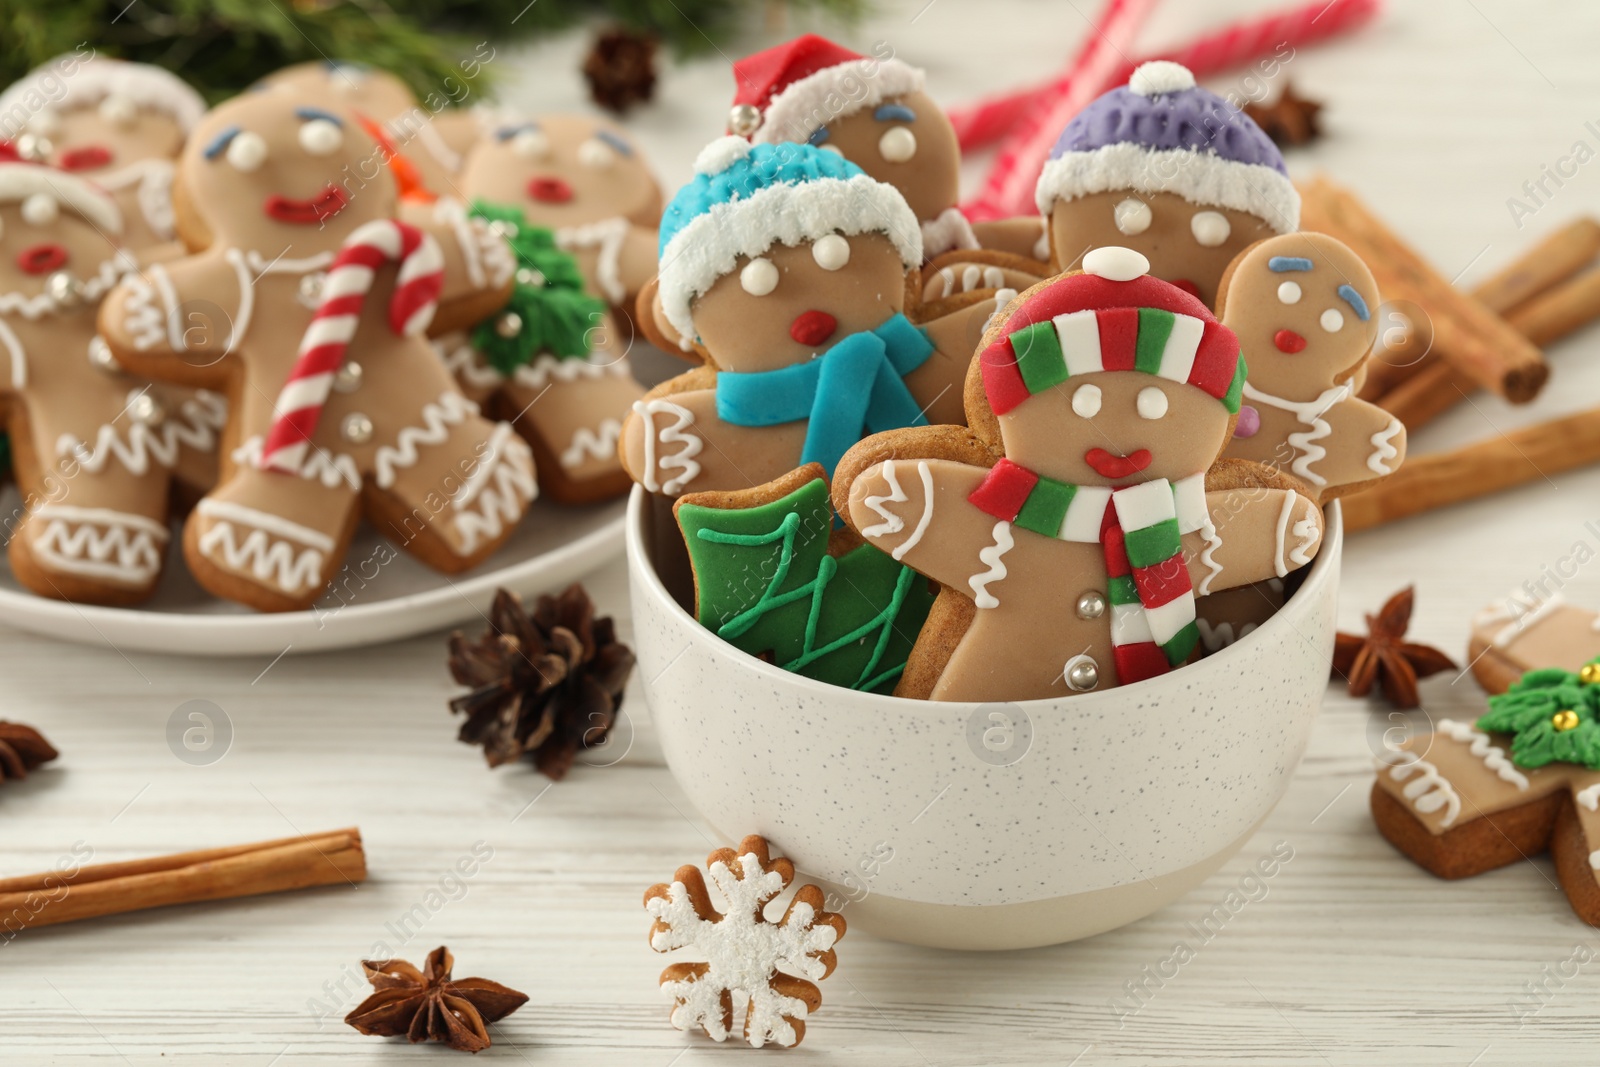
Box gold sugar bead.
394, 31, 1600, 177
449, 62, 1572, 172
1580, 663, 1600, 685
1551, 709, 1581, 732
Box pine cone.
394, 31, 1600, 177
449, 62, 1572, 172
0, 721, 59, 783
582, 28, 659, 113
448, 585, 635, 779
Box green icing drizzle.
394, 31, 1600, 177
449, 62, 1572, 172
1476, 660, 1600, 770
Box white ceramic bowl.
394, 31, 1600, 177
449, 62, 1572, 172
628, 487, 1341, 950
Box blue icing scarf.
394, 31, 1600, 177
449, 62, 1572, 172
715, 313, 934, 476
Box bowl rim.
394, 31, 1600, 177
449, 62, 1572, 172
627, 484, 1343, 712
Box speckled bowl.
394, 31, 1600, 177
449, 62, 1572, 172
627, 487, 1342, 950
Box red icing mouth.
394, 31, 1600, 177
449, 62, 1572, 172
59, 145, 113, 171
1170, 279, 1201, 299
789, 310, 838, 347
527, 176, 574, 204
17, 243, 68, 275
1274, 328, 1307, 353
1085, 447, 1152, 479
263, 185, 349, 225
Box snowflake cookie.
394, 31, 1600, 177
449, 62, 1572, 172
644, 834, 846, 1049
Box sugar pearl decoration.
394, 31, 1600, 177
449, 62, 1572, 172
516, 267, 546, 287
1137, 386, 1168, 420
1075, 591, 1106, 620
1071, 383, 1102, 418
1064, 655, 1100, 692
1581, 663, 1600, 685
1320, 307, 1345, 332
812, 234, 850, 271
728, 104, 762, 138
341, 412, 374, 444
577, 138, 617, 169
1277, 281, 1302, 304
1081, 245, 1149, 282
1190, 211, 1231, 247
298, 273, 324, 306
1113, 197, 1152, 236
740, 257, 779, 296
333, 361, 363, 393
511, 129, 550, 160
878, 126, 917, 163
46, 271, 81, 307
99, 94, 139, 128
21, 193, 58, 226
495, 311, 523, 339
299, 118, 344, 156
89, 336, 118, 371
226, 131, 268, 172
126, 390, 165, 426
1552, 709, 1581, 732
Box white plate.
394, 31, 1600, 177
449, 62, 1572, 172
0, 490, 625, 656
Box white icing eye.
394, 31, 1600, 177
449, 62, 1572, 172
812, 234, 850, 271
98, 94, 139, 128
577, 137, 619, 169
1137, 386, 1168, 420
1320, 307, 1345, 332
740, 257, 779, 296
299, 119, 343, 156
21, 193, 58, 226
1071, 383, 1102, 418
1190, 210, 1231, 247
29, 109, 60, 136
510, 129, 550, 160
1113, 197, 1151, 236
226, 130, 268, 171
878, 126, 917, 163
1277, 281, 1302, 304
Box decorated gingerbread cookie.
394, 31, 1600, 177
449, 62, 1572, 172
1034, 61, 1298, 309
728, 35, 1047, 263
621, 137, 998, 497
833, 246, 1325, 701
96, 92, 528, 612
1372, 660, 1600, 926
1469, 593, 1600, 696
0, 55, 205, 263
0, 165, 225, 604
1217, 231, 1404, 500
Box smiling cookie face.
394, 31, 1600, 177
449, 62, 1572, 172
176, 93, 393, 252
0, 171, 124, 299
22, 103, 185, 176
460, 115, 660, 230
1218, 231, 1379, 397
689, 233, 906, 372
804, 90, 959, 224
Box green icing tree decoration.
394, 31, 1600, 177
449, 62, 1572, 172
676, 471, 933, 694
1477, 660, 1600, 770
468, 201, 607, 376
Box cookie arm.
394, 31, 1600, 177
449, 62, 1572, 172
912, 306, 1003, 426
619, 385, 808, 497
1322, 398, 1407, 487
1185, 488, 1325, 596
96, 253, 241, 386
418, 199, 516, 307
616, 223, 660, 301
844, 458, 998, 591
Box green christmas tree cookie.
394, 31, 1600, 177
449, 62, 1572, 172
1477, 659, 1600, 770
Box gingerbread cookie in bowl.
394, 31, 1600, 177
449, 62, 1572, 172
0, 55, 205, 263
0, 165, 226, 604
96, 92, 529, 612
728, 34, 1047, 264
833, 246, 1326, 702
621, 137, 1000, 497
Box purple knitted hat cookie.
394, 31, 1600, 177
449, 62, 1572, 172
1034, 61, 1299, 233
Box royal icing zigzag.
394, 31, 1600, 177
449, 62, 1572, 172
233, 435, 360, 492
1368, 417, 1404, 475
373, 391, 478, 489
860, 463, 908, 539
29, 505, 168, 585
59, 390, 227, 476
1196, 618, 1255, 652
561, 419, 623, 469
556, 216, 630, 303
195, 499, 331, 594
969, 520, 1014, 610
633, 399, 702, 495
1383, 755, 1462, 828
1243, 382, 1350, 488
1437, 719, 1531, 790
1197, 519, 1225, 595
452, 429, 537, 555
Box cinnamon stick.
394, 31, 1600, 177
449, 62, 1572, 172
1339, 407, 1600, 531
1298, 175, 1549, 402
0, 829, 365, 932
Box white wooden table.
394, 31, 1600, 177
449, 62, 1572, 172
6, 1, 1600, 1062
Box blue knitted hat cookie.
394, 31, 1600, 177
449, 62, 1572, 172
656, 136, 921, 342
1034, 61, 1299, 232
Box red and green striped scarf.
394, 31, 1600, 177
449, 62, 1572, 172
969, 458, 1207, 685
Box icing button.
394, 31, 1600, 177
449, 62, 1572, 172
341, 412, 374, 445
1234, 405, 1261, 438
125, 391, 165, 427
1081, 246, 1149, 282
1075, 591, 1106, 620
494, 311, 524, 339
298, 272, 325, 307
15, 133, 52, 162
333, 361, 363, 393
1064, 655, 1100, 692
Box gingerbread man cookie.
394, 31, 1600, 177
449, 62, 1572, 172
1218, 231, 1405, 499
621, 137, 999, 497
0, 165, 225, 604
96, 91, 528, 612
834, 246, 1325, 701
728, 35, 1047, 263
1373, 660, 1600, 927
1468, 593, 1600, 696
0, 55, 205, 263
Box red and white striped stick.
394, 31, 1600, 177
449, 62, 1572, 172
950, 0, 1380, 151
961, 0, 1160, 221
258, 219, 443, 474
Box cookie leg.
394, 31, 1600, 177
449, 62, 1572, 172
1550, 799, 1600, 926
1370, 781, 1564, 880
9, 485, 173, 606
497, 359, 642, 505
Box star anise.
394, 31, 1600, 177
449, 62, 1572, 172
448, 584, 635, 779
1332, 586, 1457, 709
0, 721, 58, 783
1244, 83, 1324, 147
344, 945, 528, 1053
582, 27, 659, 113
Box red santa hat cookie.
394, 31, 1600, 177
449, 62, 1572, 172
727, 35, 923, 146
